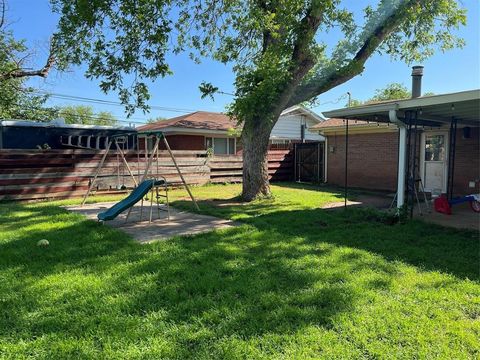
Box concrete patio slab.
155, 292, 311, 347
323, 193, 479, 231
64, 202, 238, 243
414, 201, 480, 231
321, 194, 393, 209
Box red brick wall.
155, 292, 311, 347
325, 128, 479, 195
326, 131, 399, 191
160, 135, 205, 150
138, 135, 206, 151
140, 135, 245, 155
452, 127, 480, 195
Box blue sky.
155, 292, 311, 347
8, 0, 480, 125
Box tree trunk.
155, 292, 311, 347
241, 119, 273, 201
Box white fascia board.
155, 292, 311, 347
281, 105, 325, 123
280, 105, 301, 116
300, 107, 325, 122
323, 89, 480, 119
397, 89, 480, 110
323, 102, 397, 119
315, 123, 396, 134
269, 135, 291, 140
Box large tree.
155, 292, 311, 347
348, 82, 435, 106
348, 82, 411, 106
51, 0, 466, 200
369, 82, 411, 102
0, 0, 58, 120
0, 83, 58, 121
0, 0, 56, 82
58, 105, 117, 126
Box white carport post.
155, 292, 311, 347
389, 110, 406, 208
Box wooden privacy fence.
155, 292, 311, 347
0, 149, 293, 200
209, 150, 294, 183
0, 149, 210, 201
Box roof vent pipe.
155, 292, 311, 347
411, 65, 424, 98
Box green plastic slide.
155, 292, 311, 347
97, 179, 165, 221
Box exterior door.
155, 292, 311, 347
295, 142, 324, 182
420, 131, 448, 193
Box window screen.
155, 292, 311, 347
425, 135, 445, 161
206, 137, 235, 154
228, 138, 235, 154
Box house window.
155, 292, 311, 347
206, 137, 236, 155
425, 134, 445, 161
228, 138, 235, 154
146, 137, 155, 151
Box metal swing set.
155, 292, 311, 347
81, 130, 199, 223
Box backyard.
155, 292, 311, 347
0, 183, 479, 359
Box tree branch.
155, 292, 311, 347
0, 40, 56, 81
286, 0, 420, 108
0, 0, 5, 29
271, 4, 324, 113
257, 0, 275, 53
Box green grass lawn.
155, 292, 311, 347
0, 183, 479, 359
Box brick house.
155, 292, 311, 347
139, 105, 324, 155
312, 119, 401, 191
313, 89, 480, 208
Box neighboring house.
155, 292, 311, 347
140, 111, 239, 154
312, 89, 480, 202
139, 105, 324, 155
269, 106, 325, 149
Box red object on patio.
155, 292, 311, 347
434, 195, 452, 215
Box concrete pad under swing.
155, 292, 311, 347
65, 202, 238, 243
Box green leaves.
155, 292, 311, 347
370, 82, 411, 102
50, 0, 467, 120
52, 0, 174, 115
347, 82, 412, 107
0, 86, 58, 121
58, 105, 118, 125
199, 82, 219, 100
378, 0, 467, 63
0, 30, 57, 120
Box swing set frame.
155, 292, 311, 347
81, 130, 199, 211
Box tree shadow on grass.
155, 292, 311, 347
254, 207, 479, 280
0, 201, 373, 345
1, 221, 370, 354
172, 198, 479, 280
117, 229, 356, 333
1, 198, 479, 357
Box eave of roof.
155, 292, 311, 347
139, 111, 237, 132
141, 106, 324, 133
323, 89, 480, 126
281, 105, 325, 123
310, 118, 396, 134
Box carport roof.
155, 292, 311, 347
323, 89, 480, 127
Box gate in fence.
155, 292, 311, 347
294, 142, 324, 182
